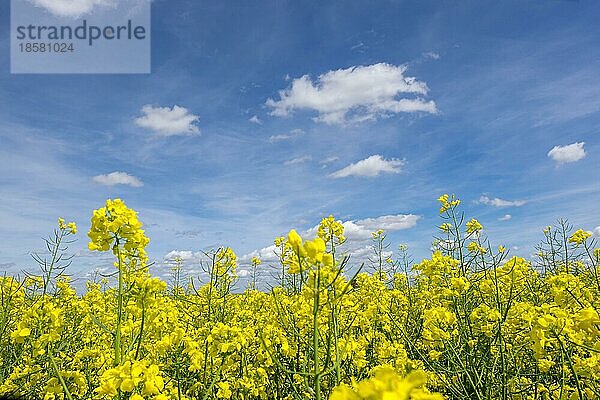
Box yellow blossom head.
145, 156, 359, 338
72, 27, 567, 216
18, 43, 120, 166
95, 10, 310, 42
466, 219, 483, 234
287, 229, 304, 255
569, 229, 591, 245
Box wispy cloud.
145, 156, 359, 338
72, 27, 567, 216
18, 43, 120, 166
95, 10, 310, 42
320, 156, 339, 168
478, 195, 527, 208
330, 155, 404, 178
422, 51, 440, 60
174, 230, 204, 239
92, 172, 144, 187
548, 142, 586, 164
269, 129, 303, 143
498, 214, 512, 221
284, 155, 312, 165
135, 105, 200, 137
267, 63, 437, 124
320, 156, 339, 164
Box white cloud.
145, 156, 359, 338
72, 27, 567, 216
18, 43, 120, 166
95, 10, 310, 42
243, 245, 280, 263
266, 63, 437, 124
269, 129, 303, 143
164, 250, 203, 262
240, 244, 286, 269
330, 155, 404, 178
284, 155, 312, 165
28, 0, 115, 17
593, 226, 600, 237
333, 217, 419, 242
354, 215, 421, 232
422, 52, 440, 60
499, 214, 512, 221
548, 142, 586, 164
478, 195, 527, 207
249, 115, 262, 124
135, 105, 200, 136
330, 221, 374, 241
92, 172, 143, 187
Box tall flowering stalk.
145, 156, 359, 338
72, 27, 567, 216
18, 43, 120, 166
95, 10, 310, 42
87, 199, 149, 366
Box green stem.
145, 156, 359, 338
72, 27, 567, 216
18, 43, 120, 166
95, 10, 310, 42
50, 352, 73, 400
43, 230, 65, 297
451, 209, 465, 274
134, 294, 146, 360
556, 333, 584, 400
313, 268, 321, 400
114, 241, 123, 366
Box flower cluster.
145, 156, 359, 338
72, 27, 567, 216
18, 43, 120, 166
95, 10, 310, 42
88, 198, 150, 268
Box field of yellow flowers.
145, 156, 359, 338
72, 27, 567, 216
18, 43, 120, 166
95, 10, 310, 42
1, 195, 599, 400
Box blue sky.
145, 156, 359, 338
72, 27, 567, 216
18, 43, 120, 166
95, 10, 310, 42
0, 0, 599, 286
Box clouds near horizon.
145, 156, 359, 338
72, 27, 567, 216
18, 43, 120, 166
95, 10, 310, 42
241, 214, 421, 266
